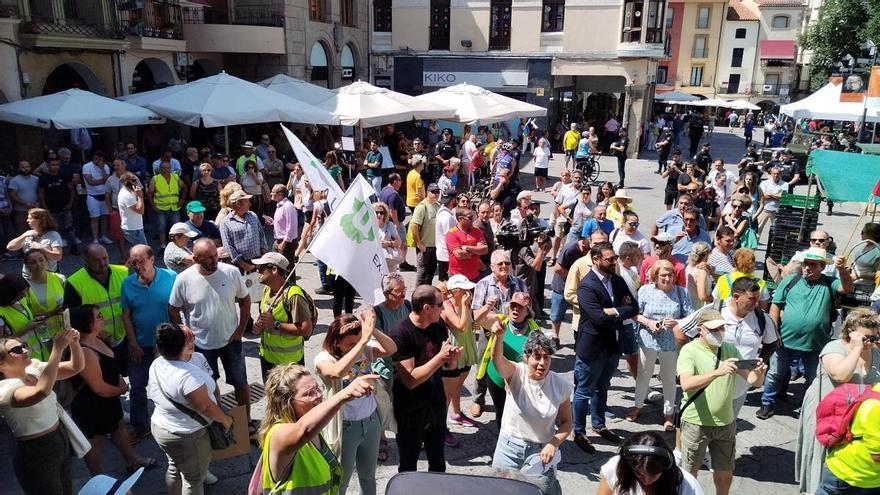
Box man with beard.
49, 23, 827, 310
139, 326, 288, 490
169, 239, 253, 422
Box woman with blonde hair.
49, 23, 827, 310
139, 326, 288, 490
215, 182, 243, 226
685, 242, 713, 309
189, 162, 222, 221
259, 364, 377, 495
712, 248, 770, 308
629, 259, 693, 430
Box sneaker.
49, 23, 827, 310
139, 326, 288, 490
399, 262, 416, 272
756, 405, 774, 420
205, 470, 219, 485
315, 285, 332, 295
449, 414, 478, 427
444, 431, 460, 447
99, 235, 114, 245
647, 390, 663, 402
469, 403, 483, 418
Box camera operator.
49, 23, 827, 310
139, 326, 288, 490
737, 144, 764, 180
509, 203, 552, 318
764, 148, 801, 193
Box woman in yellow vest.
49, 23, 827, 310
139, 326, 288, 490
712, 248, 770, 309
259, 364, 378, 495
148, 160, 185, 247
23, 251, 65, 360
0, 273, 53, 360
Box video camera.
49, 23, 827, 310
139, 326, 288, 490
495, 214, 552, 250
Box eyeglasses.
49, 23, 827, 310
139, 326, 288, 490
256, 265, 275, 272
495, 261, 511, 266
428, 190, 440, 194
732, 203, 744, 209
599, 255, 619, 263
294, 386, 323, 402
7, 343, 28, 355
811, 238, 828, 243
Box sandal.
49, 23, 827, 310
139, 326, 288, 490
625, 407, 642, 422
127, 456, 156, 474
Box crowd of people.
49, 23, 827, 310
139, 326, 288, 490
0, 117, 878, 495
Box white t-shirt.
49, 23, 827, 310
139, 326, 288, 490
533, 146, 550, 169
314, 346, 378, 421
461, 140, 477, 166
0, 359, 60, 438
500, 363, 573, 444
600, 456, 703, 495
759, 179, 788, 212
117, 186, 144, 230
106, 174, 142, 209
24, 231, 63, 272
148, 353, 217, 434
169, 263, 248, 349
611, 229, 651, 255
706, 169, 737, 192
435, 206, 456, 262
721, 305, 778, 398
81, 161, 110, 196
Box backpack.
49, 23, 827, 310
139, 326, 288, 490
711, 298, 767, 336
781, 273, 839, 325
815, 383, 880, 448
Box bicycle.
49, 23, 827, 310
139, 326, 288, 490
575, 153, 601, 183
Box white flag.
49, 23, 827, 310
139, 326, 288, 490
280, 123, 344, 210
309, 175, 388, 305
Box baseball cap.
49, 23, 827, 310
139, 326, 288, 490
242, 140, 254, 148
168, 223, 197, 238
186, 200, 206, 213
447, 274, 476, 291
697, 309, 726, 330
427, 183, 441, 192
509, 292, 533, 315
251, 252, 290, 271
440, 190, 457, 204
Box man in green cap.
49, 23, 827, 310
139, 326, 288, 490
184, 200, 222, 246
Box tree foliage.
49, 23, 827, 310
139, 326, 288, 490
801, 0, 869, 90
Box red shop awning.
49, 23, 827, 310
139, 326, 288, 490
760, 40, 796, 59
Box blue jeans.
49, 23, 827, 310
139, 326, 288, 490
340, 411, 381, 495
369, 175, 382, 193
816, 464, 879, 494
549, 291, 569, 323
760, 346, 820, 407
492, 430, 560, 495
122, 228, 147, 247
155, 209, 180, 238
317, 259, 329, 287
128, 345, 156, 434
573, 352, 619, 433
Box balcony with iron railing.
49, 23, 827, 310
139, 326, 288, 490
181, 1, 285, 54
182, 1, 284, 27
118, 0, 184, 40
18, 0, 128, 43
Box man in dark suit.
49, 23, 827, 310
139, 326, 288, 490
573, 241, 638, 453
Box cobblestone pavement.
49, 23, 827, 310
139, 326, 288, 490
0, 127, 862, 494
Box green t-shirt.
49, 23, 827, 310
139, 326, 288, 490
677, 340, 742, 427
773, 274, 842, 352
487, 319, 539, 388
373, 302, 411, 380
411, 200, 439, 247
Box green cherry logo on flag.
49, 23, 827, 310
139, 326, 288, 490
340, 198, 376, 243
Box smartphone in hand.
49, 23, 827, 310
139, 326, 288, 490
735, 359, 759, 370
62, 308, 70, 329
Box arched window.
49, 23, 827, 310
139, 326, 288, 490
341, 44, 356, 81
310, 42, 330, 87
771, 15, 790, 28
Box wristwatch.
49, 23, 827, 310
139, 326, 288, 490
273, 321, 282, 330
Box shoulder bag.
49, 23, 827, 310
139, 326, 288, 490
673, 346, 723, 428
151, 367, 236, 450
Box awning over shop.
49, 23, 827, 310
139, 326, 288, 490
760, 40, 796, 59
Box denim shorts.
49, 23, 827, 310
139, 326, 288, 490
550, 291, 570, 323
195, 340, 248, 388
620, 322, 638, 355
122, 228, 147, 246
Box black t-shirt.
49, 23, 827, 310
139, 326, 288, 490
551, 240, 584, 293
665, 163, 682, 192
186, 219, 221, 241
390, 316, 448, 404
38, 172, 71, 212
613, 137, 629, 158
435, 142, 457, 161
677, 173, 692, 189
